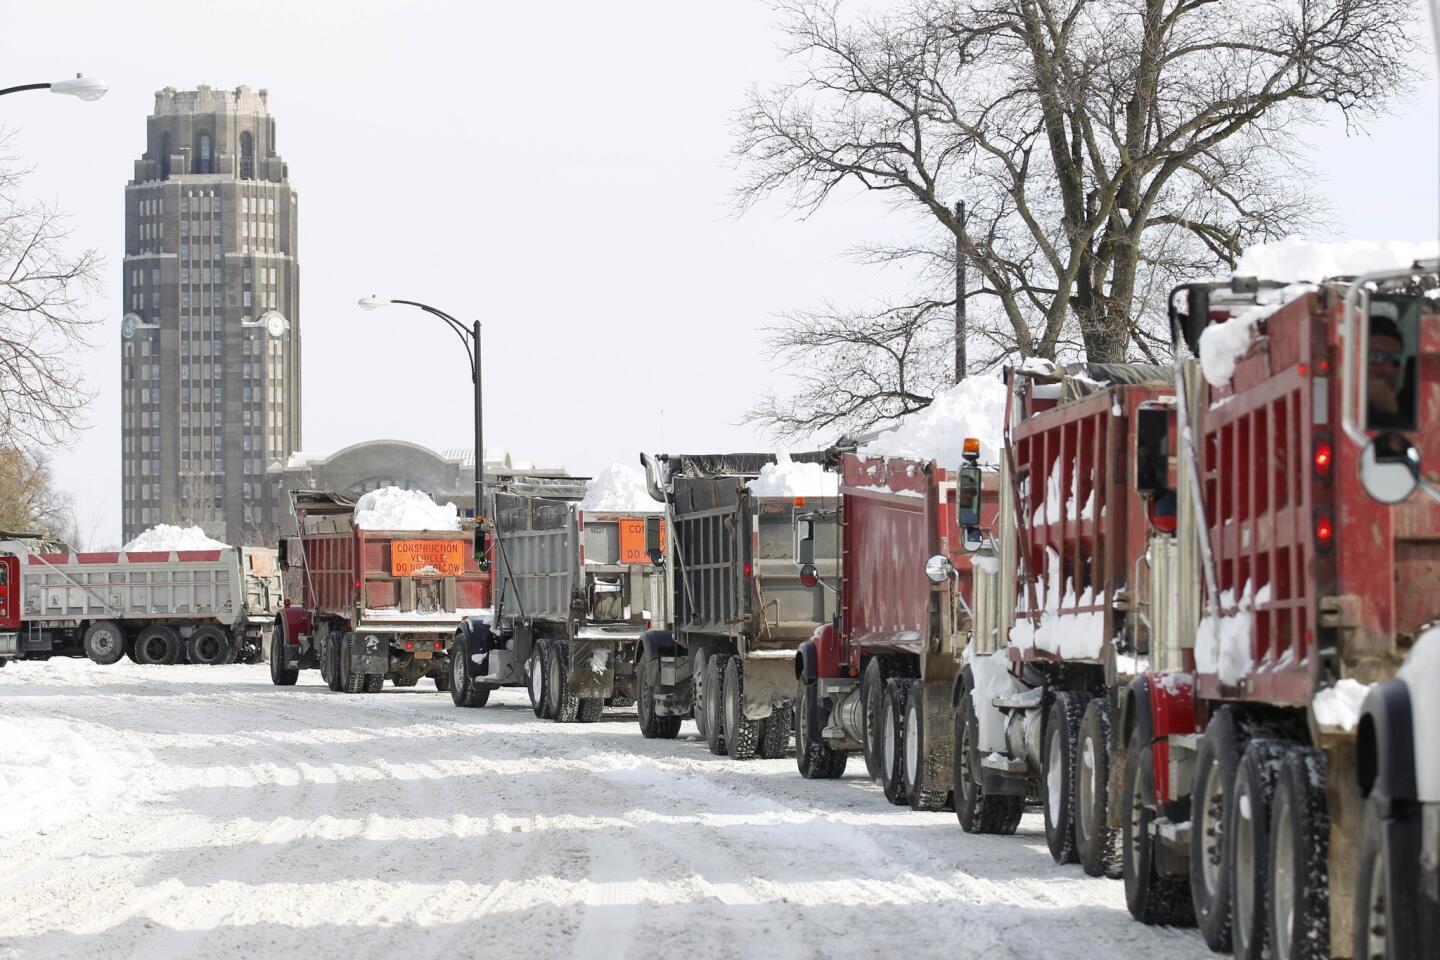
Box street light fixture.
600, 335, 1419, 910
0, 74, 108, 101
358, 296, 488, 569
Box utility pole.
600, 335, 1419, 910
954, 200, 967, 384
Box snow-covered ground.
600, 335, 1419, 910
0, 661, 1210, 960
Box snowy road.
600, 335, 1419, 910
0, 661, 1211, 959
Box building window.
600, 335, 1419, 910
196, 133, 212, 174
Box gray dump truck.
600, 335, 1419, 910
449, 478, 666, 722
636, 453, 839, 759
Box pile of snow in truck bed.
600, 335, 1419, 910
353, 486, 460, 531
1235, 237, 1439, 283
747, 453, 839, 497
122, 524, 228, 551
579, 463, 659, 513
860, 374, 1008, 466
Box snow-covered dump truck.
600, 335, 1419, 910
957, 365, 1173, 873
269, 490, 488, 693
637, 452, 839, 758
0, 531, 281, 666
1115, 258, 1440, 960
791, 451, 1000, 806
449, 477, 665, 720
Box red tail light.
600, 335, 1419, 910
1314, 441, 1332, 479
1315, 515, 1334, 547
743, 562, 753, 577
405, 640, 415, 650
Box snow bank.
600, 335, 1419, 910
0, 716, 133, 837
1235, 238, 1440, 283
1313, 678, 1372, 732
747, 454, 839, 498
580, 463, 659, 513
860, 375, 1009, 466
1198, 284, 1316, 387
123, 524, 227, 551
1009, 547, 1107, 659
354, 486, 460, 531
1194, 582, 1270, 685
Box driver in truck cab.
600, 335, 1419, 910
1366, 307, 1414, 430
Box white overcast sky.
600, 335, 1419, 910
2, 0, 1437, 547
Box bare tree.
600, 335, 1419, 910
737, 0, 1416, 434
0, 131, 102, 447
0, 446, 76, 543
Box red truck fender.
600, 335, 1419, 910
1144, 672, 1199, 806
277, 606, 312, 647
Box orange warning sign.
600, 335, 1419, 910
391, 540, 466, 577
617, 518, 665, 566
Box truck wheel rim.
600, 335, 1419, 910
1271, 793, 1295, 960
1365, 850, 1387, 960
197, 636, 219, 661
904, 699, 920, 788
1235, 780, 1256, 942
530, 656, 543, 704
1128, 749, 1147, 873
1199, 760, 1225, 896
95, 631, 117, 655
1047, 725, 1064, 820
1078, 736, 1096, 847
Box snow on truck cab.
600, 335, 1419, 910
0, 530, 281, 666
1111, 256, 1440, 960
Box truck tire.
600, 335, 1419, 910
451, 631, 491, 708
268, 625, 298, 686
954, 688, 1024, 834
723, 656, 762, 760
1191, 706, 1244, 950
340, 634, 365, 694
693, 651, 711, 743
364, 673, 384, 693
1267, 747, 1329, 960
1122, 739, 1194, 925
82, 621, 126, 665
529, 643, 550, 718
1231, 739, 1287, 960
188, 625, 233, 666
1044, 690, 1090, 864
134, 625, 182, 665
861, 659, 887, 782
1353, 796, 1419, 960
1076, 697, 1120, 878
759, 703, 793, 759
637, 650, 681, 739
880, 678, 912, 806
325, 634, 344, 691
547, 640, 579, 723
704, 655, 727, 755
577, 698, 605, 723
796, 680, 847, 779
903, 683, 948, 811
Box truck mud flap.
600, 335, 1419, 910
570, 639, 616, 700
740, 657, 795, 721
351, 634, 389, 675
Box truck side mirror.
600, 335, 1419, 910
1359, 433, 1420, 504
1135, 407, 1170, 495
794, 517, 815, 567
645, 515, 663, 566
277, 537, 289, 572
956, 464, 983, 529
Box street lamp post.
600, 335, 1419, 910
0, 74, 108, 101
358, 296, 487, 568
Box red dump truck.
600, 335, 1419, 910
1115, 261, 1440, 960
959, 366, 1175, 875
792, 451, 996, 805
0, 531, 281, 666
268, 491, 490, 693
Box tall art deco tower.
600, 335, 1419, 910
120, 85, 300, 546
